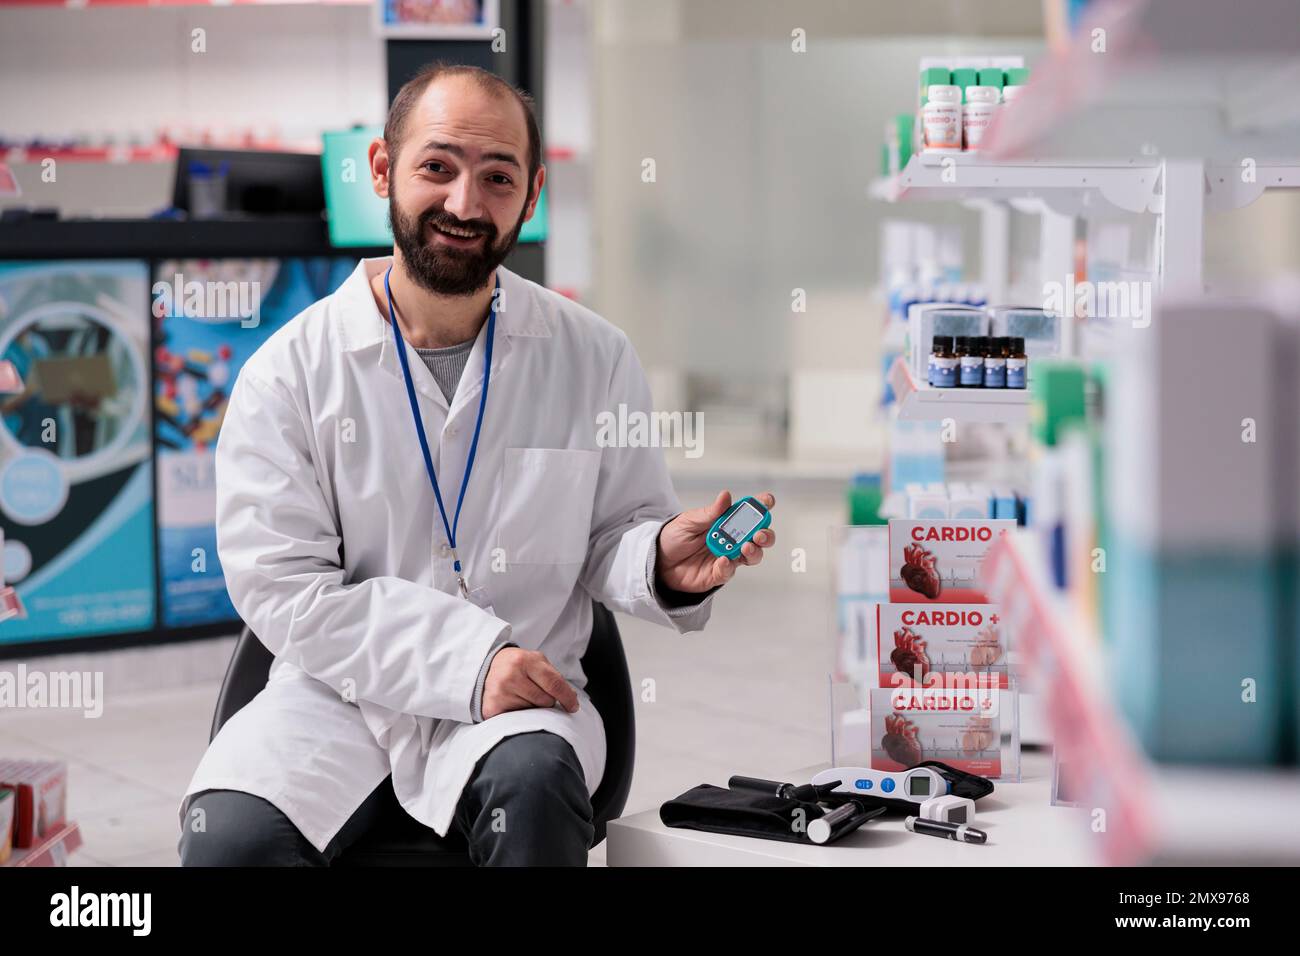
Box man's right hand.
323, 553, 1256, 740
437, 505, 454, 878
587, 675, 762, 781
481, 647, 580, 720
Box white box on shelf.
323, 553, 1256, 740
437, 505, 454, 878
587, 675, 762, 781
947, 483, 988, 519
907, 484, 949, 520
908, 303, 986, 384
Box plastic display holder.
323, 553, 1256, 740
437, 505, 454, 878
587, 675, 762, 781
1050, 749, 1081, 807
828, 524, 1022, 784
830, 676, 1022, 784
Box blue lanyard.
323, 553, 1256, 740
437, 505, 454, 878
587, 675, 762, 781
384, 265, 497, 597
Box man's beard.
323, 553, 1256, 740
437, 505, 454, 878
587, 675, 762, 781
389, 190, 528, 297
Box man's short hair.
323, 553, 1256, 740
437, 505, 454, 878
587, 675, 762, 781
383, 62, 542, 200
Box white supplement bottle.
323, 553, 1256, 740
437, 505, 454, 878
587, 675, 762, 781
923, 85, 962, 152
963, 86, 1000, 150
1000, 83, 1026, 105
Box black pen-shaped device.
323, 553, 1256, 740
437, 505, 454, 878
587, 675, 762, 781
728, 775, 843, 802
904, 815, 987, 844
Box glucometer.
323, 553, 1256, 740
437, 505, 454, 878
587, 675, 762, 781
707, 496, 772, 560
810, 766, 951, 805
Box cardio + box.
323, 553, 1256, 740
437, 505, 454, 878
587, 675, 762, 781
877, 603, 1008, 689
871, 686, 1002, 777
888, 518, 1014, 603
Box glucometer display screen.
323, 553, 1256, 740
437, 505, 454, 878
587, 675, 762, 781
909, 776, 931, 796
721, 501, 763, 541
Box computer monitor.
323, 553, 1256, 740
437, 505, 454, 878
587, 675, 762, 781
320, 127, 547, 248
172, 147, 325, 217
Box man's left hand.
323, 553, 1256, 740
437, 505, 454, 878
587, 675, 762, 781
655, 490, 776, 593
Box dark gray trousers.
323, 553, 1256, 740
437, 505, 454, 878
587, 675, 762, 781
178, 731, 594, 867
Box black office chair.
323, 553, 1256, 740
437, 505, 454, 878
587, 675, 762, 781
208, 601, 635, 866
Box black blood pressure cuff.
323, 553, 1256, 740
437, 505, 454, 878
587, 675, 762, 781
659, 783, 882, 846
819, 761, 995, 815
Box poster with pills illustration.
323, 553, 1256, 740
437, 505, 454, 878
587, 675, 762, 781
0, 260, 155, 645
870, 686, 1002, 777
153, 257, 355, 627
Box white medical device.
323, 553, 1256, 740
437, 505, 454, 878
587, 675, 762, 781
810, 766, 950, 804
920, 794, 976, 824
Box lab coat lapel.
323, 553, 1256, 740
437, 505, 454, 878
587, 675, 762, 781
377, 310, 451, 413
444, 304, 513, 429
444, 266, 551, 427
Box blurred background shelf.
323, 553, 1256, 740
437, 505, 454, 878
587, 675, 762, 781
870, 153, 1160, 215
888, 355, 1030, 424
986, 0, 1300, 163
982, 531, 1300, 865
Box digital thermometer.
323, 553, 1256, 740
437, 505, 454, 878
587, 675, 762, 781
810, 766, 950, 804
707, 496, 771, 559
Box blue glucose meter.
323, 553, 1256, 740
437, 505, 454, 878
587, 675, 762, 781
707, 496, 772, 559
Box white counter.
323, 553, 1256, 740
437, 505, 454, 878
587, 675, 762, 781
606, 750, 1097, 867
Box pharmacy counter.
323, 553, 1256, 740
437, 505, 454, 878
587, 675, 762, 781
605, 750, 1094, 867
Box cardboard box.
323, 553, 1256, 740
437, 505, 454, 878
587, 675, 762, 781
0, 759, 67, 848
888, 518, 1015, 603
0, 787, 13, 864
871, 686, 1001, 776
877, 603, 1008, 689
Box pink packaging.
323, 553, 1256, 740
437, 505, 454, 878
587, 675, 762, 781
871, 686, 1001, 777
0, 759, 67, 848
888, 518, 1015, 603
877, 602, 1009, 689
0, 787, 13, 864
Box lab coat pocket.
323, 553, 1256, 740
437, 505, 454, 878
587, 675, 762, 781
498, 447, 600, 564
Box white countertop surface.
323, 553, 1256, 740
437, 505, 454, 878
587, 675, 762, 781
606, 750, 1097, 867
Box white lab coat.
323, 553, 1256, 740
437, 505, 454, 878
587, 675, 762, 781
181, 257, 713, 852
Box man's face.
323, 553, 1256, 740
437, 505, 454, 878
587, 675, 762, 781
377, 75, 542, 297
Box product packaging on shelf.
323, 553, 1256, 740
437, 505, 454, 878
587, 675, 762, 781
909, 303, 985, 383
962, 86, 1000, 150
887, 419, 946, 491
897, 484, 1029, 524
870, 686, 1002, 776
947, 483, 990, 519
1105, 303, 1288, 765
905, 483, 949, 519
1001, 67, 1029, 103
0, 759, 67, 849
0, 787, 13, 864
912, 56, 1025, 155
990, 486, 1019, 521
921, 85, 962, 152
877, 602, 1009, 689
889, 518, 1015, 603
988, 306, 1062, 365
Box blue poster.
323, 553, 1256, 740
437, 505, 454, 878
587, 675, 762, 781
153, 257, 355, 628
0, 261, 155, 645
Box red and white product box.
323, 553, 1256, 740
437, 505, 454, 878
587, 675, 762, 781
0, 759, 67, 848
888, 519, 1015, 603
870, 686, 1002, 777
0, 787, 14, 864
877, 603, 1009, 689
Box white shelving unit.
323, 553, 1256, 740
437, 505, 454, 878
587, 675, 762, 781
887, 356, 1029, 424
866, 0, 1300, 864
982, 532, 1300, 865
870, 153, 1161, 216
